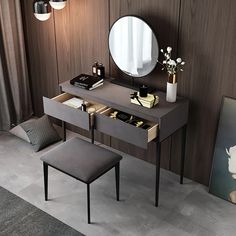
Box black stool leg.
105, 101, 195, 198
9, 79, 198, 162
87, 184, 91, 224
43, 162, 48, 201
115, 162, 120, 201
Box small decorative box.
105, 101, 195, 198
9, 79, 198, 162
130, 93, 159, 108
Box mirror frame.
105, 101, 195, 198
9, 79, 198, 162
108, 15, 159, 78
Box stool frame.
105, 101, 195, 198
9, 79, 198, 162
43, 161, 120, 224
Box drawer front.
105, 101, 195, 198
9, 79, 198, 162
95, 111, 158, 149
43, 95, 91, 130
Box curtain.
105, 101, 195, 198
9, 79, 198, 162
0, 0, 32, 130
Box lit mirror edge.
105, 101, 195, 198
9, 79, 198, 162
108, 15, 159, 78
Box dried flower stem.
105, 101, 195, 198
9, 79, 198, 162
159, 46, 185, 76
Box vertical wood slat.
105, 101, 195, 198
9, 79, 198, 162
109, 0, 181, 169
173, 0, 236, 185
53, 0, 111, 145
109, 0, 181, 90
54, 0, 110, 83
21, 0, 236, 185
21, 0, 59, 116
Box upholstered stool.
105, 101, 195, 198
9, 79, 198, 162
40, 137, 122, 224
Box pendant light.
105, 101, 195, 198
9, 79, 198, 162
33, 0, 52, 21
49, 0, 67, 10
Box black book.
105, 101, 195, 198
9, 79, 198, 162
70, 74, 103, 89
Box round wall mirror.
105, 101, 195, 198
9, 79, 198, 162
109, 16, 159, 78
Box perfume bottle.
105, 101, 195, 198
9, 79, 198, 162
139, 85, 148, 97
81, 101, 87, 111
97, 63, 105, 78
92, 62, 98, 76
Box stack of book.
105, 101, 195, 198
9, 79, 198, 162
62, 97, 88, 109
131, 93, 159, 108
70, 74, 103, 90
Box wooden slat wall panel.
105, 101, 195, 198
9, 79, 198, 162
109, 0, 180, 168
172, 0, 236, 185
53, 0, 110, 145
21, 0, 236, 185
52, 0, 71, 83
54, 0, 110, 83
21, 1, 59, 116
109, 0, 180, 89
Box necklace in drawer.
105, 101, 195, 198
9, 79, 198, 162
109, 110, 150, 129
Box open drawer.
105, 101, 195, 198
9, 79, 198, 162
43, 93, 107, 130
96, 108, 158, 149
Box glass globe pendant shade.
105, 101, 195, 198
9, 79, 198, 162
33, 0, 52, 21
34, 12, 51, 21
49, 0, 67, 10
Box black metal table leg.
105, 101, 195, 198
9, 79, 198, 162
62, 121, 66, 142
91, 125, 94, 144
155, 139, 161, 207
115, 162, 120, 201
90, 114, 95, 144
43, 162, 48, 201
87, 184, 91, 224
180, 125, 187, 184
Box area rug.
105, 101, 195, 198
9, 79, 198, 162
0, 186, 84, 236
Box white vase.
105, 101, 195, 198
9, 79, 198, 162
166, 82, 177, 103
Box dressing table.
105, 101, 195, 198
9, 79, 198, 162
43, 79, 189, 207
43, 15, 189, 206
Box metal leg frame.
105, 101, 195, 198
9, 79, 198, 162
180, 125, 187, 184
87, 184, 91, 224
43, 162, 48, 201
115, 163, 120, 201
155, 139, 161, 207
90, 125, 95, 144
59, 122, 185, 211
43, 162, 121, 224
62, 121, 66, 142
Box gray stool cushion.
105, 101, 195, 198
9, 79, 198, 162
40, 137, 122, 183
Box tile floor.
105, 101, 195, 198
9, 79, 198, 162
0, 130, 235, 236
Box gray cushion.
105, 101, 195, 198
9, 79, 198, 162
41, 137, 122, 183
9, 118, 37, 143
21, 115, 61, 152
9, 124, 31, 142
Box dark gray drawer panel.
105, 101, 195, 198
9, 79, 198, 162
43, 95, 90, 130
95, 110, 158, 149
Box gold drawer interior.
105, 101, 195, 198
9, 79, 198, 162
52, 93, 107, 114
100, 108, 158, 142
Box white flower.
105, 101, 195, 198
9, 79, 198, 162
160, 46, 185, 75
164, 53, 170, 59
167, 60, 176, 66
176, 58, 182, 63
167, 47, 172, 53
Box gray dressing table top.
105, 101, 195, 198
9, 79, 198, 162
60, 80, 188, 121
60, 80, 189, 141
